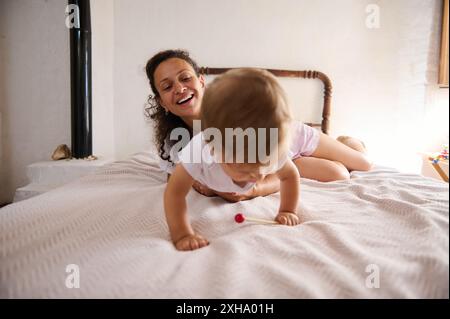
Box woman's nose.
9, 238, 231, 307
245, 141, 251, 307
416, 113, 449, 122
174, 82, 186, 94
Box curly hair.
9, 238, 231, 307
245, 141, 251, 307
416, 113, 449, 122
144, 49, 201, 162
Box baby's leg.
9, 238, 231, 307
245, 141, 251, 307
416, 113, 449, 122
293, 133, 372, 182
293, 157, 350, 182
336, 135, 367, 154
312, 133, 373, 172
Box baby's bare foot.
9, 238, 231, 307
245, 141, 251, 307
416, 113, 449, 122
337, 136, 367, 154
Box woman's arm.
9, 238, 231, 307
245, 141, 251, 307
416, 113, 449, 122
171, 170, 280, 203
164, 164, 209, 250
214, 174, 280, 203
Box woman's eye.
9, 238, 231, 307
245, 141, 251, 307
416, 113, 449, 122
182, 76, 191, 81
162, 85, 171, 91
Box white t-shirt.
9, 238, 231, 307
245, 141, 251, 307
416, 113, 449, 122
178, 133, 259, 193
160, 121, 321, 192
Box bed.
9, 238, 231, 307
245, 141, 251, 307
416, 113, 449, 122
0, 68, 448, 298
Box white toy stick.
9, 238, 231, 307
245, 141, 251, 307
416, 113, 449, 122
234, 213, 278, 225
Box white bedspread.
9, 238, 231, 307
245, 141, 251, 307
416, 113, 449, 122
0, 152, 448, 298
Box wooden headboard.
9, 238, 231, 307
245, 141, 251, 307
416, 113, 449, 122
199, 67, 332, 135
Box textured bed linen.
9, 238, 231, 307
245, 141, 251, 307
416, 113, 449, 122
0, 152, 448, 298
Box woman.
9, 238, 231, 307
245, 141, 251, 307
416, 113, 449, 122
145, 49, 372, 202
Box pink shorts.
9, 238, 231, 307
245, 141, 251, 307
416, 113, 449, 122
289, 121, 321, 160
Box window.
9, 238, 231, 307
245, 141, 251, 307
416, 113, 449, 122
439, 0, 449, 87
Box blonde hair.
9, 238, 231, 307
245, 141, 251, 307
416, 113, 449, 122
201, 68, 292, 164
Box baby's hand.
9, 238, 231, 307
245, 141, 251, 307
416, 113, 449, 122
175, 234, 209, 251
275, 212, 300, 226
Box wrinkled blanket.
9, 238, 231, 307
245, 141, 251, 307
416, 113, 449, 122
0, 152, 448, 298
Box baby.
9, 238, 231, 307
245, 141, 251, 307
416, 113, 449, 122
165, 68, 306, 251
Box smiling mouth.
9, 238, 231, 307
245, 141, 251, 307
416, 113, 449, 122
176, 94, 194, 105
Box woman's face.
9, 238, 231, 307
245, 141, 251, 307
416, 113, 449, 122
154, 58, 205, 126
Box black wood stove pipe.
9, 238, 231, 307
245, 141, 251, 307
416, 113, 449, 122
69, 0, 92, 158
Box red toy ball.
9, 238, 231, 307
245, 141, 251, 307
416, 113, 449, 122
234, 213, 245, 223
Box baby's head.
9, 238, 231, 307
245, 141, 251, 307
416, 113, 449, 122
201, 68, 292, 183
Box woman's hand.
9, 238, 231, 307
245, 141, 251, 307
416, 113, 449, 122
216, 186, 258, 203
275, 211, 300, 226
228, 174, 280, 201
192, 180, 217, 197
175, 234, 209, 251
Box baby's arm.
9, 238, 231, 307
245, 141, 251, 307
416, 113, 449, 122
169, 173, 217, 197
275, 159, 301, 226
164, 164, 209, 250
253, 173, 280, 197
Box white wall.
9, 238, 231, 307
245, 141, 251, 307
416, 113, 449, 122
112, 0, 449, 170
0, 0, 116, 204
423, 0, 449, 152
1, 0, 448, 203
0, 0, 70, 204
91, 0, 115, 158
